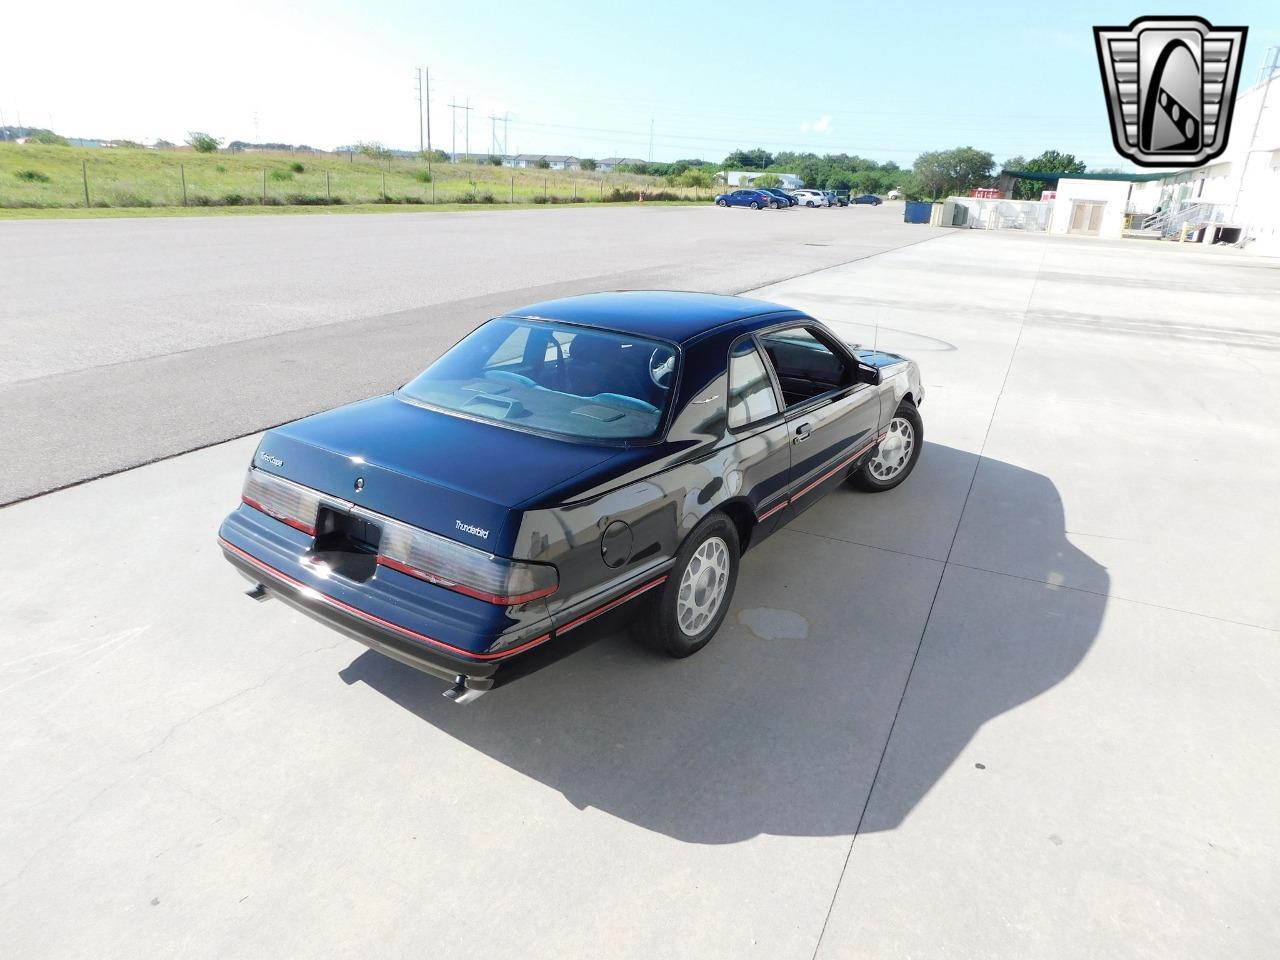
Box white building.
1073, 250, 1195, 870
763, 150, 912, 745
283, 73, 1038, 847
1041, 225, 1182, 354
597, 157, 645, 172
724, 170, 803, 189
1147, 64, 1280, 254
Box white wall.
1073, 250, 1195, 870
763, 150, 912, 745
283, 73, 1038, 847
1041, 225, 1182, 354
1048, 179, 1135, 238
1154, 70, 1280, 254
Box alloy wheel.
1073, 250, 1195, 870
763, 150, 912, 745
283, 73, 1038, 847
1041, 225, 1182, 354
869, 417, 915, 481
677, 537, 730, 636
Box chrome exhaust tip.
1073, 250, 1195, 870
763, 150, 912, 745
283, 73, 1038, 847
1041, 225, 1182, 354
443, 676, 488, 704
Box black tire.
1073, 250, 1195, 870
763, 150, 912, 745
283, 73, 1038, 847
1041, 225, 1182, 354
769, 200, 778, 209
851, 399, 923, 492
805, 201, 814, 207
647, 513, 740, 658
716, 199, 727, 207
749, 201, 759, 209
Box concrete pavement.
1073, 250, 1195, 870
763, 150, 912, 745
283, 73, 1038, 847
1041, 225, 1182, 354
0, 204, 947, 503
1, 226, 1277, 959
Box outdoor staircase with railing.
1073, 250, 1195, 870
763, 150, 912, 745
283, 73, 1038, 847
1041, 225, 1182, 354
1138, 202, 1219, 239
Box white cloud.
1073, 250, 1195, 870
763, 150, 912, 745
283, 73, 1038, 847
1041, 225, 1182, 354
799, 115, 833, 135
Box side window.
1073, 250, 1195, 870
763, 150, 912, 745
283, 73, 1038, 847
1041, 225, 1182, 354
484, 325, 530, 369
757, 327, 850, 408
727, 340, 780, 429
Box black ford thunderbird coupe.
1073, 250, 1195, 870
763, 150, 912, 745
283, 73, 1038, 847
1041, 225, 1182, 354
219, 292, 923, 701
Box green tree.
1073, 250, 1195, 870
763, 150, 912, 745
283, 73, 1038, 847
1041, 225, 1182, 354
31, 130, 69, 145
676, 167, 713, 188
488, 155, 503, 166
753, 173, 781, 188
724, 148, 774, 169
580, 157, 597, 171
356, 141, 391, 160
187, 131, 222, 153
533, 157, 550, 169
1009, 149, 1087, 198
911, 147, 995, 200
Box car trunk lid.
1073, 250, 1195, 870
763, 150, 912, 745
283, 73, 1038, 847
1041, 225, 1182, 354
256, 394, 618, 556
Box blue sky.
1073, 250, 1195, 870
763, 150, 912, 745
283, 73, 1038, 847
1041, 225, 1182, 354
3, 1, 1277, 169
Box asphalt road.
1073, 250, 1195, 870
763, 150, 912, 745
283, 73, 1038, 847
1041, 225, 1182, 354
0, 204, 945, 504
2, 218, 1278, 959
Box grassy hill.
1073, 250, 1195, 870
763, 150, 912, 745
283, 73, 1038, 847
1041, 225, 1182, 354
0, 144, 701, 214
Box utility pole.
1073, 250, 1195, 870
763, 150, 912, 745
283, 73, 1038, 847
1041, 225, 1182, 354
489, 114, 497, 158
448, 99, 459, 161
448, 98, 473, 162
415, 68, 424, 153
648, 118, 654, 162
425, 67, 432, 153
503, 113, 510, 157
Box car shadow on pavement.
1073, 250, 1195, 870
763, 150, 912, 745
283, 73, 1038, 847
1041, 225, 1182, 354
338, 443, 1107, 844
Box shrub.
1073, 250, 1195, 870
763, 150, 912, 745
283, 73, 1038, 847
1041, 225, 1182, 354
14, 169, 50, 182
269, 169, 294, 181
222, 193, 247, 205
488, 155, 503, 166
579, 158, 598, 171
415, 169, 432, 183
533, 158, 550, 169
357, 141, 391, 160
283, 194, 344, 205
189, 195, 216, 206
31, 131, 68, 145
289, 161, 305, 173
215, 164, 227, 173
111, 192, 153, 207
187, 132, 221, 153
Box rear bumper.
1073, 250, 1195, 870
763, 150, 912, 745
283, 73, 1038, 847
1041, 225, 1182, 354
221, 538, 511, 691
221, 536, 670, 697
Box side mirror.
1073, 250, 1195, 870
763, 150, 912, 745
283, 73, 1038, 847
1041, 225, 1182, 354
857, 362, 882, 385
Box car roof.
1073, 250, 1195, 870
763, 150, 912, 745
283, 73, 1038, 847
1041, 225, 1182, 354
504, 290, 796, 343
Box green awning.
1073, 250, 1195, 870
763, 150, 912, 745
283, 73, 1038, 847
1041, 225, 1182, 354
1000, 169, 1164, 183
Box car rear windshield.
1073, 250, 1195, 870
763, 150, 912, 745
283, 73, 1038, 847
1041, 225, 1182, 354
399, 318, 678, 441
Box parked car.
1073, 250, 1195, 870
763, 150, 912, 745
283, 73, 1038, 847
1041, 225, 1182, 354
715, 189, 771, 209
791, 189, 831, 207
852, 194, 883, 205
756, 187, 796, 208
218, 292, 924, 702
825, 191, 847, 207
885, 189, 901, 200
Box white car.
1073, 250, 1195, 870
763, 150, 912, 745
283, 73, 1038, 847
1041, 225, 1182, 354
791, 189, 831, 208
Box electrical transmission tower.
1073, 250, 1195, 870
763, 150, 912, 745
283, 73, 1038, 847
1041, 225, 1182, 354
448, 98, 473, 161
488, 113, 509, 158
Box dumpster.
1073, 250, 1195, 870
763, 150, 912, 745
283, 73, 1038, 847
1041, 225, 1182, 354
903, 201, 932, 224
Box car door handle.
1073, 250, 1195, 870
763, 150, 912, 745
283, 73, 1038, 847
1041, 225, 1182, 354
793, 423, 811, 444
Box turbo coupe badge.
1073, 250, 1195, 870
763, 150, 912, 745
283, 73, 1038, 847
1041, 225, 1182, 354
1093, 16, 1247, 167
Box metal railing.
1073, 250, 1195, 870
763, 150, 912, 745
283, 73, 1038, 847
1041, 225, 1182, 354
1140, 201, 1222, 237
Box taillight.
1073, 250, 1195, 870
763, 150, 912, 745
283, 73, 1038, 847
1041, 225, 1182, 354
377, 517, 557, 605
241, 468, 321, 536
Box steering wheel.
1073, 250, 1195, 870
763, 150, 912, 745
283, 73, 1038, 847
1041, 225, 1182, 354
649, 349, 675, 389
